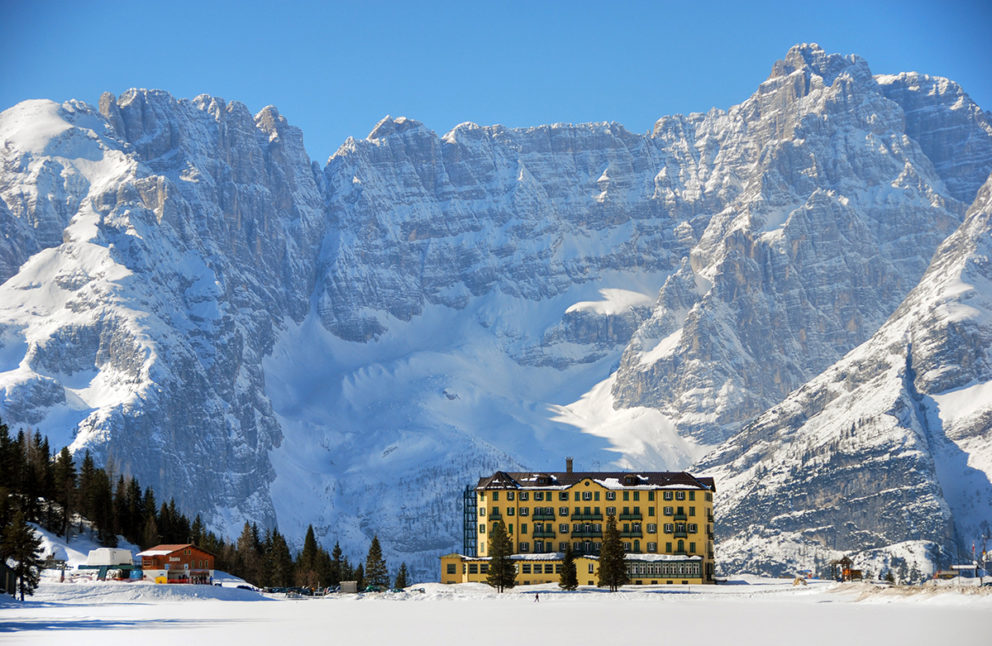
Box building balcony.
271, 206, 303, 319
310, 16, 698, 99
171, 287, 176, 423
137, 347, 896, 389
532, 530, 556, 539
620, 531, 643, 538
673, 513, 687, 521
571, 529, 603, 538
572, 513, 603, 521
619, 513, 643, 521
674, 531, 688, 538
489, 511, 503, 520
532, 513, 555, 521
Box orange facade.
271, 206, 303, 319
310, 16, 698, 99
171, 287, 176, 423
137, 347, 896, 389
138, 544, 215, 583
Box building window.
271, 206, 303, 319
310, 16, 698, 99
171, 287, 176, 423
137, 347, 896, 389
623, 542, 632, 551
622, 506, 629, 516
534, 492, 543, 501
507, 491, 515, 501
559, 523, 569, 533
688, 523, 698, 533
664, 506, 673, 516
559, 542, 568, 552
545, 564, 555, 574
447, 563, 456, 574
507, 507, 515, 516
520, 542, 529, 552
583, 492, 592, 501
594, 492, 600, 501
606, 506, 616, 516
519, 507, 529, 516
648, 491, 655, 501
522, 564, 531, 574
705, 492, 713, 502
648, 507, 655, 516
623, 491, 629, 501
479, 508, 486, 517
519, 491, 529, 501
555, 564, 562, 573
588, 564, 595, 574
666, 542, 672, 553
480, 524, 485, 534
509, 524, 513, 534
676, 491, 686, 500
606, 491, 616, 500
689, 491, 695, 501
633, 491, 640, 501
690, 542, 696, 553
480, 564, 489, 573
559, 492, 569, 501
535, 541, 544, 553
493, 491, 499, 501
647, 542, 657, 553
559, 507, 569, 516
521, 524, 527, 534
647, 523, 657, 534
690, 506, 696, 516
469, 564, 478, 574
664, 491, 673, 501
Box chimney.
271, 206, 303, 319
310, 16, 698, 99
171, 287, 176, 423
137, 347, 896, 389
566, 457, 573, 473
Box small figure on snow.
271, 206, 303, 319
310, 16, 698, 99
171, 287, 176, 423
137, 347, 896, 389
534, 592, 539, 602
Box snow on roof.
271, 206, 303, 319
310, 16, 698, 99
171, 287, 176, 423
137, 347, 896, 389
135, 544, 195, 557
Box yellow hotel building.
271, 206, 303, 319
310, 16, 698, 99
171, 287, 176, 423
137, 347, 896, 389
441, 460, 715, 586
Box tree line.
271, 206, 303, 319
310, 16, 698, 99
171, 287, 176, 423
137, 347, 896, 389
0, 419, 409, 597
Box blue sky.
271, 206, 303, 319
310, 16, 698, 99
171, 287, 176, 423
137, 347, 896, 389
2, 0, 989, 161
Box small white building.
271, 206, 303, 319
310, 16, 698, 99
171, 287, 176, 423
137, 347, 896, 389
85, 548, 133, 567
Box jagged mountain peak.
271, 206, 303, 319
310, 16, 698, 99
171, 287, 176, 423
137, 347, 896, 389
768, 42, 870, 87
367, 114, 431, 141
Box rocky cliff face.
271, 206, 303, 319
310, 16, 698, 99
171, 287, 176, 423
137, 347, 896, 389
696, 173, 992, 577
610, 46, 979, 446
0, 90, 326, 529
1, 44, 990, 579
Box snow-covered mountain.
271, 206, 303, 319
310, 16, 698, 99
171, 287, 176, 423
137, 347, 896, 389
1, 44, 990, 579
697, 173, 992, 577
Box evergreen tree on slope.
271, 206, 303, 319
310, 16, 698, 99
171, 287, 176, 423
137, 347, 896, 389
2, 508, 43, 600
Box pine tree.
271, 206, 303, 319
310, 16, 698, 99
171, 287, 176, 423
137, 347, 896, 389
598, 514, 628, 591
265, 529, 294, 587
486, 519, 516, 592
0, 421, 19, 490
296, 525, 320, 588
394, 562, 409, 589
141, 513, 160, 550
364, 535, 388, 589
52, 447, 76, 540
2, 508, 44, 600
559, 544, 578, 590
329, 541, 343, 585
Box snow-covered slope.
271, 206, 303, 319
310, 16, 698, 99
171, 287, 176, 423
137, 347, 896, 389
696, 172, 992, 577
1, 44, 990, 579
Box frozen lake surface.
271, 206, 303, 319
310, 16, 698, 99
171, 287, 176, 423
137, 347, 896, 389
1, 578, 989, 645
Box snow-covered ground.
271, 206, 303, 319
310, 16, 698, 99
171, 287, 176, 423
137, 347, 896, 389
2, 577, 988, 645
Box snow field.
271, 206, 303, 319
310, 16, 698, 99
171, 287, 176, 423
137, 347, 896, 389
2, 579, 989, 645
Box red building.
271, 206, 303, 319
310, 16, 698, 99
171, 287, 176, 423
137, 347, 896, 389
136, 544, 215, 584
